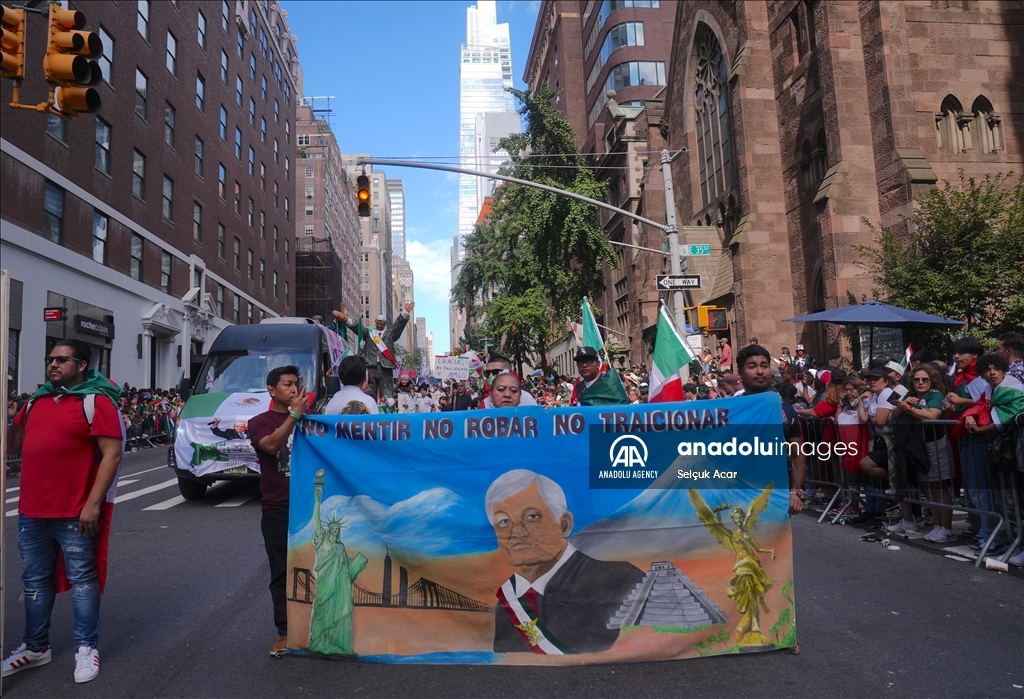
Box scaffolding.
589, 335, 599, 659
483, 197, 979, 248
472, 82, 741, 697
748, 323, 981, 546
295, 236, 344, 320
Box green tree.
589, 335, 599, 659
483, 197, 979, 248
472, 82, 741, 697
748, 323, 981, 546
858, 172, 1024, 342
453, 86, 616, 374
694, 640, 707, 656
717, 627, 731, 647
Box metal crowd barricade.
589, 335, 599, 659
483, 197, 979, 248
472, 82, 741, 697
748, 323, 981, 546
798, 415, 1020, 570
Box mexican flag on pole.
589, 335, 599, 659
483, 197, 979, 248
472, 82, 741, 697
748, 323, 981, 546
649, 304, 696, 403
581, 297, 604, 352
900, 344, 913, 370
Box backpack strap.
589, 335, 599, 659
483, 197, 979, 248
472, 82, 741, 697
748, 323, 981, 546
22, 393, 96, 427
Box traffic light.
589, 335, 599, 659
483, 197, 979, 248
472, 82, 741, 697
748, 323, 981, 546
0, 4, 26, 81
698, 305, 728, 332
356, 174, 371, 217
44, 4, 103, 116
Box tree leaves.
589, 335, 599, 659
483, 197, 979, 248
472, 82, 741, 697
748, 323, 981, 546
452, 87, 616, 368
858, 172, 1024, 341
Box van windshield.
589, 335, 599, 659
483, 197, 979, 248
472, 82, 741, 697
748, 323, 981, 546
193, 350, 316, 395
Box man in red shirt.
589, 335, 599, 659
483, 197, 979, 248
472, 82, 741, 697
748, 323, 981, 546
248, 365, 307, 657
2, 340, 123, 684
718, 338, 733, 373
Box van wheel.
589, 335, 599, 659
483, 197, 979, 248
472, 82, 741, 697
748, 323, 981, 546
178, 478, 208, 500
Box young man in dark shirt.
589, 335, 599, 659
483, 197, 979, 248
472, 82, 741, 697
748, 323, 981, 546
736, 345, 806, 512
247, 365, 306, 657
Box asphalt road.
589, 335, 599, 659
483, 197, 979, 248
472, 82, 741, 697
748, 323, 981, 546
2, 448, 1022, 698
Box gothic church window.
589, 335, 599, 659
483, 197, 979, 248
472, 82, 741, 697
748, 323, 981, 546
936, 95, 970, 154
969, 96, 1002, 154
694, 25, 734, 207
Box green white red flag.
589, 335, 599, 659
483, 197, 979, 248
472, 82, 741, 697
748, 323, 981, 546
649, 304, 695, 403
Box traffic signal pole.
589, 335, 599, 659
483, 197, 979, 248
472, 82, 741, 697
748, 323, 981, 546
356, 155, 692, 376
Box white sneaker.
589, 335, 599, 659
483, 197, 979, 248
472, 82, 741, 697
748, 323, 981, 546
1009, 549, 1024, 568
73, 646, 99, 684
922, 525, 944, 542
2, 643, 52, 677
886, 520, 916, 534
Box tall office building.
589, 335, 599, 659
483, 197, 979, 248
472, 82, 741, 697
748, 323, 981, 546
386, 179, 406, 260
452, 0, 515, 346
474, 111, 521, 213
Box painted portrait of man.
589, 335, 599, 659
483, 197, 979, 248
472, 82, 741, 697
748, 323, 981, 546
486, 470, 643, 655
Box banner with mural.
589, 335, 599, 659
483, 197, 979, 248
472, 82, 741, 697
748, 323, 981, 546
287, 392, 797, 664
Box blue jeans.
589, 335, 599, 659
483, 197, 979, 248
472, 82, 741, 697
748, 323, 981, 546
17, 516, 101, 651
960, 440, 997, 541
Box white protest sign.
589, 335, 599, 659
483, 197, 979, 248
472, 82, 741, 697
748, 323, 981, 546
434, 355, 470, 381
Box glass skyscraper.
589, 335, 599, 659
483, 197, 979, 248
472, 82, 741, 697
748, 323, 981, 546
457, 0, 514, 255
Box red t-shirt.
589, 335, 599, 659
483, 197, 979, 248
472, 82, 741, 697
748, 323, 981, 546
248, 409, 292, 511
15, 394, 123, 518
719, 344, 733, 368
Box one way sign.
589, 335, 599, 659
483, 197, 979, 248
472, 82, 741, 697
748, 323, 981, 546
656, 274, 702, 290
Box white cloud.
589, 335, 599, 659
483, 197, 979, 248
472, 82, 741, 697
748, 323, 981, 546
405, 239, 453, 304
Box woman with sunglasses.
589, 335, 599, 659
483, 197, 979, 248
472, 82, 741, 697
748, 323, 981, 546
891, 364, 955, 542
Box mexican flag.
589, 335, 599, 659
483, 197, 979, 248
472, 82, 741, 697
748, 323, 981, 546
900, 344, 913, 370
581, 297, 604, 352
990, 378, 1024, 426
649, 304, 695, 403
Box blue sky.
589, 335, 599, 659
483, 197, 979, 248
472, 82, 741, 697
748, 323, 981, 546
282, 1, 540, 353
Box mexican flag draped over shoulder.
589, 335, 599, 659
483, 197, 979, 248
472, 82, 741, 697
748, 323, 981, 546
649, 304, 696, 403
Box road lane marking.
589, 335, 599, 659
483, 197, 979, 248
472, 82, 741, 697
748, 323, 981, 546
121, 466, 169, 478
5, 509, 18, 517
114, 479, 179, 504
142, 482, 227, 511
117, 479, 139, 487
214, 492, 258, 508
5, 496, 18, 504
6, 486, 19, 493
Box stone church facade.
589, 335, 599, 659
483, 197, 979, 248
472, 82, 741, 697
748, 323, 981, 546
662, 0, 1021, 361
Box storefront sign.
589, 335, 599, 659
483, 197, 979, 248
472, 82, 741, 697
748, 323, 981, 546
76, 315, 115, 339
43, 307, 64, 321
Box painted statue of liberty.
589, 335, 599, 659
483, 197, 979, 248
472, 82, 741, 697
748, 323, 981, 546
309, 469, 367, 656
688, 484, 777, 647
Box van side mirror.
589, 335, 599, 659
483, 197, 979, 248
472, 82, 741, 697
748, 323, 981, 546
325, 375, 341, 399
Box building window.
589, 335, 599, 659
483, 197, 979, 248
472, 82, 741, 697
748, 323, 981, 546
222, 0, 230, 31
131, 234, 143, 280
218, 163, 226, 198
259, 259, 265, 288
261, 75, 267, 101
195, 136, 204, 175
273, 181, 279, 207
260, 210, 265, 239
235, 75, 243, 106
135, 68, 147, 118
196, 73, 206, 111
233, 236, 241, 270
41, 181, 64, 243
161, 252, 172, 293
248, 146, 255, 175
235, 127, 242, 159
260, 117, 266, 143
217, 284, 225, 317
305, 166, 314, 178
98, 27, 113, 83
233, 295, 240, 324
272, 271, 278, 298
693, 25, 734, 207
587, 22, 645, 93
132, 149, 146, 198
94, 118, 111, 173
197, 10, 207, 47
162, 176, 174, 220
193, 202, 202, 241
305, 204, 313, 217
304, 224, 314, 234
273, 138, 279, 163
247, 249, 254, 280
249, 52, 257, 80
248, 197, 254, 227
217, 223, 225, 259
936, 95, 966, 154
284, 197, 289, 221
284, 281, 289, 307
164, 102, 175, 147
285, 157, 289, 180
220, 50, 228, 82
273, 225, 278, 252
970, 96, 1003, 154
285, 120, 290, 143
305, 185, 314, 197
46, 113, 65, 141
247, 303, 253, 325
274, 99, 279, 122
298, 134, 310, 147
260, 163, 266, 190
137, 0, 149, 40
284, 238, 289, 264
248, 98, 256, 127
166, 31, 177, 75
92, 211, 107, 264
234, 181, 241, 214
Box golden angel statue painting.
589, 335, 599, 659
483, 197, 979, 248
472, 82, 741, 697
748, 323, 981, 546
688, 484, 777, 648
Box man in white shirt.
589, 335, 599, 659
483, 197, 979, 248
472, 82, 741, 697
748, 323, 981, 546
324, 356, 378, 415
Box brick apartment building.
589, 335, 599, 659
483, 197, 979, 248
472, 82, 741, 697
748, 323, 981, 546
1, 0, 301, 393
